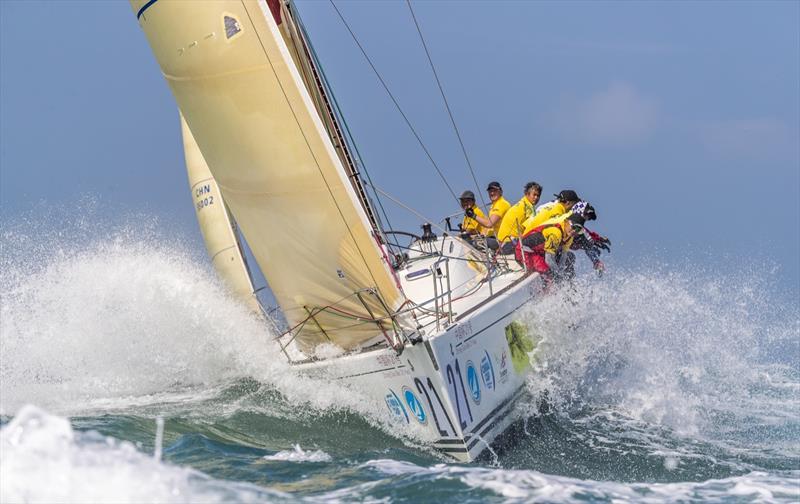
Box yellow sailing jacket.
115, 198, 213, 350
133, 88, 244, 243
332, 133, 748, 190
461, 204, 487, 234
486, 196, 511, 237
522, 201, 568, 235
497, 196, 535, 242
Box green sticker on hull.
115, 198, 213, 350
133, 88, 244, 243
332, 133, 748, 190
505, 321, 535, 374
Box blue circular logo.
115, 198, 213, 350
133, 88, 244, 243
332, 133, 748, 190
402, 387, 427, 424
466, 361, 481, 404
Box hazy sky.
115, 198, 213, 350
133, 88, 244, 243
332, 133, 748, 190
1, 1, 798, 293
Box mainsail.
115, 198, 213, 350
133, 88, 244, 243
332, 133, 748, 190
132, 0, 406, 352
180, 114, 261, 315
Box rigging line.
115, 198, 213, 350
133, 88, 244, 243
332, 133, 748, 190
328, 0, 459, 203
405, 0, 486, 211
363, 180, 447, 234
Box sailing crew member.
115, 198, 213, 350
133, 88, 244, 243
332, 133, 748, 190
516, 213, 586, 281
460, 190, 487, 236
524, 189, 581, 230
490, 181, 542, 254
470, 181, 511, 238
526, 201, 611, 276
569, 201, 611, 275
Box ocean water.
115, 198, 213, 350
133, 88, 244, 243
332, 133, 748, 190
1, 213, 798, 503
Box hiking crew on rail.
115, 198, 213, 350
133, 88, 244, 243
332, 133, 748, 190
458, 183, 611, 282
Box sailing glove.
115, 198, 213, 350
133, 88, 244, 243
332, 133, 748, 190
594, 236, 611, 253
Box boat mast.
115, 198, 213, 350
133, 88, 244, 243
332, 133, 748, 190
271, 0, 385, 238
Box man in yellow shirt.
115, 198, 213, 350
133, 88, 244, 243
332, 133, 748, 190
521, 189, 580, 234
471, 181, 511, 238
459, 190, 486, 236
491, 181, 542, 254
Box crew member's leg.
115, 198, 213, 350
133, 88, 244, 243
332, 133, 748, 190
499, 240, 516, 255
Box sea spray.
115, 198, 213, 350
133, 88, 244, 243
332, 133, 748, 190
0, 235, 273, 414
507, 265, 799, 479
2, 206, 798, 500
154, 416, 164, 461
0, 209, 437, 447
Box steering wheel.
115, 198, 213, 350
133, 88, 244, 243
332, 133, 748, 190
383, 230, 422, 242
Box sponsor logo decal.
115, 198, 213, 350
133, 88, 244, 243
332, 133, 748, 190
402, 387, 427, 425
480, 350, 495, 391
385, 390, 408, 423
466, 360, 481, 404
498, 349, 510, 385
504, 321, 535, 374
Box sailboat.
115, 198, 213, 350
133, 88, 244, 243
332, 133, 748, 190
131, 0, 544, 462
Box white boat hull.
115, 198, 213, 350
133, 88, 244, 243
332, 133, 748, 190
294, 273, 541, 462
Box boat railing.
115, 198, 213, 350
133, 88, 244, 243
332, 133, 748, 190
274, 236, 519, 364
430, 256, 453, 331
273, 287, 411, 364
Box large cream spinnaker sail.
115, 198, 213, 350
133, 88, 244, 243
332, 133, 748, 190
131, 0, 405, 352
181, 114, 261, 315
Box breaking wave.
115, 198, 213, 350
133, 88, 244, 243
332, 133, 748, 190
1, 405, 287, 504
0, 205, 432, 444
510, 265, 799, 478
3, 406, 797, 503
521, 266, 798, 423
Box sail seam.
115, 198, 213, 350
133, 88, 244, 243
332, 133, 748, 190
209, 244, 238, 262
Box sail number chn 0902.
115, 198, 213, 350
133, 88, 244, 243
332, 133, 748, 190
194, 184, 215, 212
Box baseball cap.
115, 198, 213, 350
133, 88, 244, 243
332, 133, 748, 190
555, 190, 580, 202
486, 181, 502, 191
459, 190, 476, 200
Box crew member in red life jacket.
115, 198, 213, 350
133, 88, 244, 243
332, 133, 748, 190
516, 213, 586, 281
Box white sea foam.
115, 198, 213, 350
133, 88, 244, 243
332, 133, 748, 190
2, 207, 797, 478
518, 267, 799, 444
262, 444, 332, 463
0, 214, 434, 446
0, 405, 287, 504
4, 405, 795, 504
361, 459, 800, 502
0, 232, 275, 414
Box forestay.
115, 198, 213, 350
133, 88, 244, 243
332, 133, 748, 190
132, 0, 406, 352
